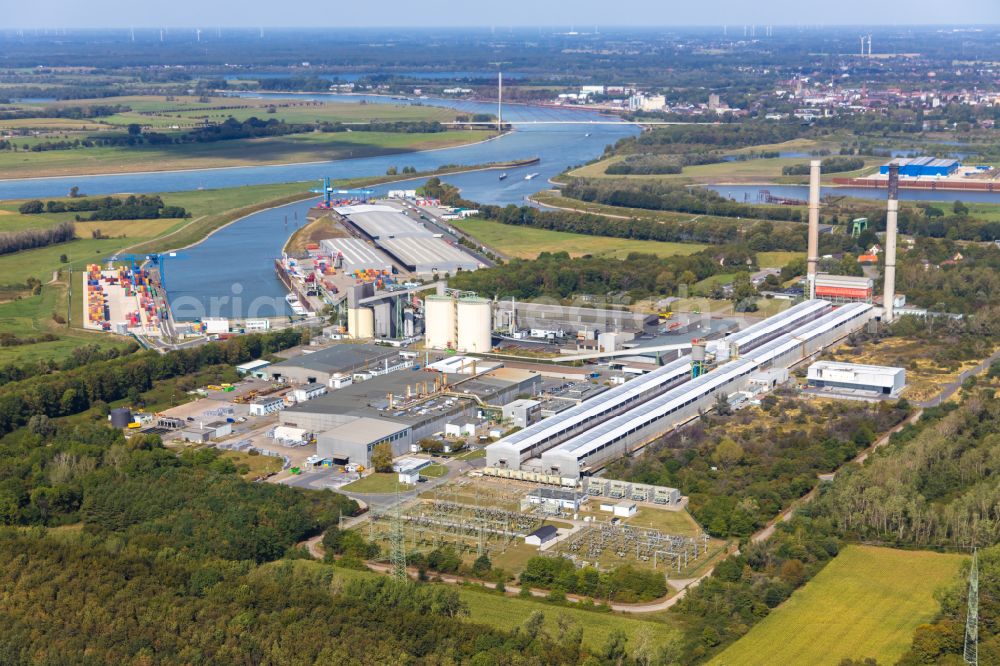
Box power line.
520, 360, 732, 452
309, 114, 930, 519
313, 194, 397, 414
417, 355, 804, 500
964, 548, 979, 666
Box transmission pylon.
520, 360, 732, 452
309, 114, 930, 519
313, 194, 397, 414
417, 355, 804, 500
389, 488, 407, 582
964, 548, 979, 666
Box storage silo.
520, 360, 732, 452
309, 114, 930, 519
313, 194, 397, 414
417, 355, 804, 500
424, 295, 456, 349
110, 407, 132, 429
456, 297, 492, 353
347, 307, 375, 339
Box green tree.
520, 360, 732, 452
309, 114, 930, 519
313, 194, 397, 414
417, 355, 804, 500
371, 442, 393, 472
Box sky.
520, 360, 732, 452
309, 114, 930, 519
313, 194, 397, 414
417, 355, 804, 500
5, 0, 1000, 28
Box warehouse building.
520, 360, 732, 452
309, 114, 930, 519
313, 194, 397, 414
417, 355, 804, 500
282, 367, 541, 467
236, 359, 272, 378
249, 396, 284, 416
879, 157, 959, 178
319, 237, 394, 274
807, 361, 906, 395
268, 344, 406, 385
537, 303, 872, 477
814, 274, 874, 304
487, 299, 836, 471
336, 204, 434, 239
316, 418, 412, 465
377, 236, 480, 274
178, 421, 232, 443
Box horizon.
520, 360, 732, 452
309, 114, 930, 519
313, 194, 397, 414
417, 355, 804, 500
6, 0, 1000, 30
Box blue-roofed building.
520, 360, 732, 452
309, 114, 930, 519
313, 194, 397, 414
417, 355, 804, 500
880, 157, 959, 178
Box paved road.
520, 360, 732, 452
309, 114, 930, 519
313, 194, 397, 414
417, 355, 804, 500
918, 346, 1000, 407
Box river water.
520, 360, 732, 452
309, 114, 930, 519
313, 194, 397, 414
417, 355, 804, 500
0, 93, 635, 319
4, 93, 998, 319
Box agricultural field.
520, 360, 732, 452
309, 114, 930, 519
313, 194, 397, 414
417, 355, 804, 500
0, 96, 492, 177
712, 545, 965, 666
0, 129, 492, 178
455, 217, 709, 259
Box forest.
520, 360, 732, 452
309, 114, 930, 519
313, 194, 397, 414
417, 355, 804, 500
561, 179, 805, 223
0, 326, 304, 437
448, 250, 725, 300
20, 195, 188, 221
0, 221, 75, 256
605, 395, 911, 538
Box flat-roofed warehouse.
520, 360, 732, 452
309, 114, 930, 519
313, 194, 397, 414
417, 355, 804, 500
280, 368, 541, 466
268, 343, 406, 385
319, 238, 394, 273
807, 361, 905, 395
377, 236, 481, 274
335, 204, 434, 239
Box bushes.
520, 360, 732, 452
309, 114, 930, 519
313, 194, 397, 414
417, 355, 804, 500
781, 156, 865, 176
562, 178, 805, 222
519, 556, 667, 602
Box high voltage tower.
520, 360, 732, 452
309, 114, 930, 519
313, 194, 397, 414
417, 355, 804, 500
389, 489, 408, 583
964, 548, 979, 666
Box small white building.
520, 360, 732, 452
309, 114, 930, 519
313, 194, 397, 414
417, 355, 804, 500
244, 319, 270, 332
249, 396, 284, 416
292, 382, 327, 403
502, 399, 541, 429
393, 457, 431, 484
273, 425, 310, 445
599, 501, 637, 517
807, 361, 906, 396
203, 318, 229, 335
525, 525, 558, 547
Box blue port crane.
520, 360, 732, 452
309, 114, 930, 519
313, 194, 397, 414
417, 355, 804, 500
109, 252, 186, 287
309, 177, 375, 207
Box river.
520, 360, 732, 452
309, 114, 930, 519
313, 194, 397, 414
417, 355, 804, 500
5, 93, 636, 319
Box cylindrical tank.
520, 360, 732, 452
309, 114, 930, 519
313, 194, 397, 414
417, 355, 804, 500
424, 295, 456, 349
347, 307, 375, 339
110, 407, 132, 429
403, 309, 415, 338
456, 297, 492, 353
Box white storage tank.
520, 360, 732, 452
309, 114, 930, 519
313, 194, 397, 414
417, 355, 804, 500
347, 307, 375, 339
424, 295, 456, 349
456, 297, 492, 353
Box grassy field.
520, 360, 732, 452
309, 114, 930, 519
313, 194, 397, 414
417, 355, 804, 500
459, 586, 679, 650
262, 559, 678, 651
219, 450, 283, 481
530, 190, 801, 231
455, 217, 709, 259
341, 473, 414, 494
756, 251, 801, 268
712, 545, 965, 666
421, 463, 449, 478
0, 286, 132, 365
568, 150, 882, 185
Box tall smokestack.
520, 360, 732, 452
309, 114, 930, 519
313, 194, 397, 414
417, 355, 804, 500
883, 163, 900, 322
807, 160, 821, 300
